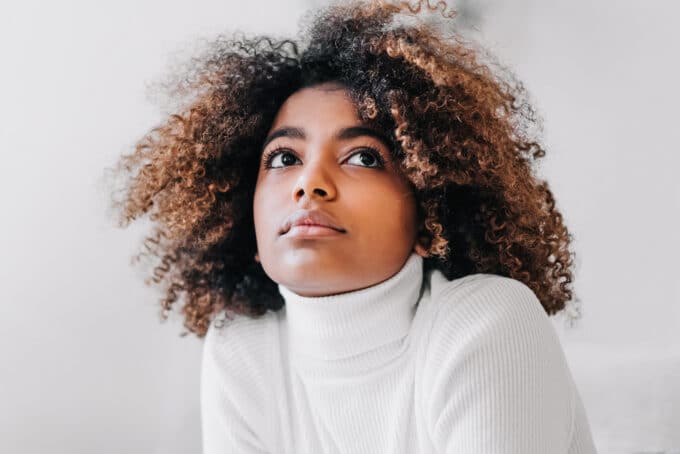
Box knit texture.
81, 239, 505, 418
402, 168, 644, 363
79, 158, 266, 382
200, 252, 598, 453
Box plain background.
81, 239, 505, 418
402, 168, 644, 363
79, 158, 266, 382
1, 0, 678, 452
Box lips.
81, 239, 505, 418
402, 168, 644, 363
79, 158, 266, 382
279, 209, 346, 235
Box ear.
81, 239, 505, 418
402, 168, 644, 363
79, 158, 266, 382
414, 241, 429, 258
412, 203, 431, 258
254, 252, 260, 263
413, 228, 431, 258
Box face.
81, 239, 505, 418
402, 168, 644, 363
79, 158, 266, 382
253, 81, 426, 297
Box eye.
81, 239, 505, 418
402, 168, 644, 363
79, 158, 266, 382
262, 146, 386, 169
345, 148, 385, 168
263, 146, 301, 169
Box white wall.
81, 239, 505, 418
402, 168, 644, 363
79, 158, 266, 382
1, 0, 678, 453
0, 1, 307, 453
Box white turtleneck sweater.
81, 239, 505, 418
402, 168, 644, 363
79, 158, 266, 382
200, 252, 598, 453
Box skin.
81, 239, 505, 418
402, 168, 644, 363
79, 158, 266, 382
253, 81, 428, 297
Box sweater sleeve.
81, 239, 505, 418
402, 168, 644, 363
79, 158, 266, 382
200, 320, 269, 454
423, 275, 580, 453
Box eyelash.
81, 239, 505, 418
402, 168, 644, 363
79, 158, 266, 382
262, 145, 386, 169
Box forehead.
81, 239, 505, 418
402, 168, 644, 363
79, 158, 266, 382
267, 84, 361, 134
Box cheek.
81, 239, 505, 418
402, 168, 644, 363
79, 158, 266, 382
252, 182, 277, 235
357, 182, 418, 236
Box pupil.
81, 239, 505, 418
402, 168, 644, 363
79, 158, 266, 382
282, 153, 295, 165
361, 152, 375, 166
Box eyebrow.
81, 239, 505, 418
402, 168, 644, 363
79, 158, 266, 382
260, 125, 392, 153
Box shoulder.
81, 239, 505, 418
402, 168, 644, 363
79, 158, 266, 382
202, 310, 279, 384
203, 310, 278, 362
201, 312, 279, 452
428, 270, 540, 313
423, 270, 562, 365
425, 270, 549, 338
201, 310, 279, 419
422, 272, 577, 449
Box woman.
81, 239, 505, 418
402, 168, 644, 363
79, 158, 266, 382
106, 0, 598, 452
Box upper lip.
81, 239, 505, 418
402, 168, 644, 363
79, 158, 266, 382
279, 209, 346, 235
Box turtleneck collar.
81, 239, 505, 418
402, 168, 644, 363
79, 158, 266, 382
277, 252, 424, 362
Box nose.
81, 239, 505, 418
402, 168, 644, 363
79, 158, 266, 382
292, 157, 337, 203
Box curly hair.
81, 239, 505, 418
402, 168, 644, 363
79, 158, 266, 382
103, 0, 579, 338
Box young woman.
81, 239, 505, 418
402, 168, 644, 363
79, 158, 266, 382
107, 0, 598, 452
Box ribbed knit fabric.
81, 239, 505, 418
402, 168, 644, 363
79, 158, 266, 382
200, 252, 598, 453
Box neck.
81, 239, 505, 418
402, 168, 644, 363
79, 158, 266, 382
278, 252, 424, 362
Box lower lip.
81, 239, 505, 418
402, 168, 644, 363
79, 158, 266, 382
284, 225, 345, 238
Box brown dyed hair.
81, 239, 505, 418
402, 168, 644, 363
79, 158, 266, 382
103, 0, 580, 338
